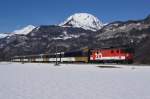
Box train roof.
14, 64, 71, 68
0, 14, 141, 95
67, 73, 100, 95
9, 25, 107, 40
12, 52, 65, 58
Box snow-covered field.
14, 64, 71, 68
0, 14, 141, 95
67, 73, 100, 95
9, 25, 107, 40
0, 62, 150, 99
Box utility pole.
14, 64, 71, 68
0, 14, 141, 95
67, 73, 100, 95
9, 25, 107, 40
54, 34, 59, 66
55, 44, 59, 65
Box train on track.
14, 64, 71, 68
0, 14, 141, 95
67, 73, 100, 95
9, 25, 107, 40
11, 47, 134, 64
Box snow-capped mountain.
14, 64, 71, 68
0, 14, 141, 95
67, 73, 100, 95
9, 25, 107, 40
0, 33, 8, 39
59, 13, 103, 31
11, 25, 35, 35
0, 25, 35, 39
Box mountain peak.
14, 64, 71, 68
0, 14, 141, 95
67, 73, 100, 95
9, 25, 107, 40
0, 25, 36, 39
59, 13, 103, 31
12, 25, 36, 35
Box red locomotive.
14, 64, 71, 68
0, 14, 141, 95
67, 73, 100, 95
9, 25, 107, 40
89, 47, 134, 64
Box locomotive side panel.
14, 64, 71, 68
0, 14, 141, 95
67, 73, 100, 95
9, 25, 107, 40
89, 48, 133, 63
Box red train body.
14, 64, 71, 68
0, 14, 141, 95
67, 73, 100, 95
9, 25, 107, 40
89, 48, 134, 63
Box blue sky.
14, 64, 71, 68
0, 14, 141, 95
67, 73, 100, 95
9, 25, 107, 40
0, 0, 150, 32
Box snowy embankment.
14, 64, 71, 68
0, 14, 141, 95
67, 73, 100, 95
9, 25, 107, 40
0, 62, 150, 99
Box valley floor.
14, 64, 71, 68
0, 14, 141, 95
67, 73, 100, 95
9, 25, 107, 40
0, 62, 150, 99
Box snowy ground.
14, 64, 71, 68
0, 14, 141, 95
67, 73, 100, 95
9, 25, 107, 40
0, 62, 150, 99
